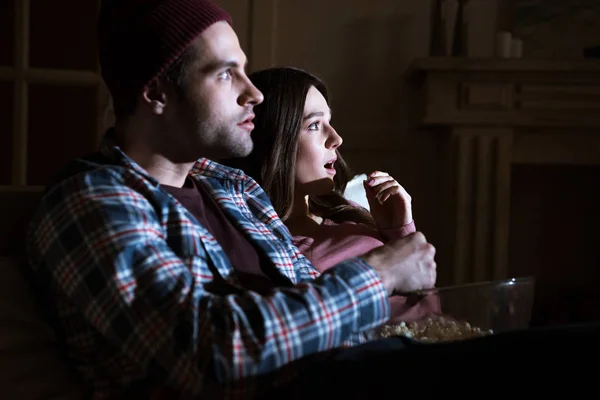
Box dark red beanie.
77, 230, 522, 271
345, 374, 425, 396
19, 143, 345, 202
98, 0, 232, 103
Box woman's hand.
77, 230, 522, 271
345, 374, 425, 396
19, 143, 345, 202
363, 171, 413, 231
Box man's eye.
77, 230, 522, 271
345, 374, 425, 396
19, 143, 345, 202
218, 70, 231, 80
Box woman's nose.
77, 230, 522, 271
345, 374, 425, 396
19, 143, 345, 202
327, 127, 343, 149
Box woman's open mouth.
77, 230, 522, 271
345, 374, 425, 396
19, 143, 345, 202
324, 159, 336, 174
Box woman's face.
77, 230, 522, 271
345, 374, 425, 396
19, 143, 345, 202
295, 86, 343, 196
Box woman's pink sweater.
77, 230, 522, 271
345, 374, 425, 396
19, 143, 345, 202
292, 219, 440, 323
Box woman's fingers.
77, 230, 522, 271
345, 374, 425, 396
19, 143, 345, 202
365, 173, 393, 187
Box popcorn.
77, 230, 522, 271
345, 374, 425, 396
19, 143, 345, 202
376, 316, 494, 343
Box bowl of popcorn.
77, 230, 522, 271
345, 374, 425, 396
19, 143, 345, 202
377, 277, 535, 343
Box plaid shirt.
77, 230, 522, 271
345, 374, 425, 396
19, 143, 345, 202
26, 133, 390, 399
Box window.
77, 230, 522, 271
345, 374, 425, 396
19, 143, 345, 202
0, 0, 110, 185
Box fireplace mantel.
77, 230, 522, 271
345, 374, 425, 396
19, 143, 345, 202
409, 58, 600, 286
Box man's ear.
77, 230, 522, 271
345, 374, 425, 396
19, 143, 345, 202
141, 78, 168, 115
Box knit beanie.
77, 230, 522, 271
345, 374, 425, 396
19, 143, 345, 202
97, 0, 232, 103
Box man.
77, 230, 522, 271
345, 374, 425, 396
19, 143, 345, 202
26, 0, 436, 398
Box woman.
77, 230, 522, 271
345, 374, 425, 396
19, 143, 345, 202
224, 67, 438, 323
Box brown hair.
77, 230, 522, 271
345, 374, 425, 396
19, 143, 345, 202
223, 67, 374, 227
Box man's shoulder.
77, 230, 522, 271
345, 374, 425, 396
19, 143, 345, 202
191, 158, 288, 232
191, 159, 266, 197
40, 151, 160, 209
191, 158, 248, 182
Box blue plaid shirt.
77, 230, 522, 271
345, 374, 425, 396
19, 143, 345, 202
26, 133, 390, 398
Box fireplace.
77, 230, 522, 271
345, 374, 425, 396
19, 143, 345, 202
410, 58, 600, 326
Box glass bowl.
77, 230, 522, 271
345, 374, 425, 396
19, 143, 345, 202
377, 276, 535, 342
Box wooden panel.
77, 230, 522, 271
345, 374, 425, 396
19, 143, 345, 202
460, 83, 513, 111
212, 0, 251, 55
413, 58, 600, 128
447, 128, 513, 285
518, 84, 600, 110
0, 186, 43, 256
250, 0, 277, 71
513, 132, 600, 165
251, 0, 431, 126
509, 164, 600, 327
30, 0, 99, 70
0, 0, 14, 67
0, 82, 13, 184
27, 84, 97, 185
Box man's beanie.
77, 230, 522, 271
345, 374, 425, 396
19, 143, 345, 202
97, 0, 232, 102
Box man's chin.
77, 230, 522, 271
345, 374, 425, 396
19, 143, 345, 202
231, 142, 253, 158
214, 141, 253, 160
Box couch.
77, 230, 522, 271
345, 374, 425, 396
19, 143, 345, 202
0, 186, 84, 399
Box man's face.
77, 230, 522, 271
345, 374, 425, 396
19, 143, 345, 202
167, 21, 264, 161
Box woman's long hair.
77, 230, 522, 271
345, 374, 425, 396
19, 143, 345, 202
224, 67, 374, 227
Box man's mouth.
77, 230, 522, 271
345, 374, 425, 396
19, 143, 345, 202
238, 114, 255, 131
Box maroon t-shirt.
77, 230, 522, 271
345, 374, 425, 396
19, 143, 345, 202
162, 178, 277, 294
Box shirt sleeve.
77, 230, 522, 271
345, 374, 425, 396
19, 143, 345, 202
379, 220, 417, 241
27, 172, 389, 394
346, 198, 417, 242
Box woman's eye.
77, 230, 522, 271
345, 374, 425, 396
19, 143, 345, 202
308, 121, 320, 130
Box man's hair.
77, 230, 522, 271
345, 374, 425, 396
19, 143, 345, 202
224, 67, 375, 227
111, 47, 196, 120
